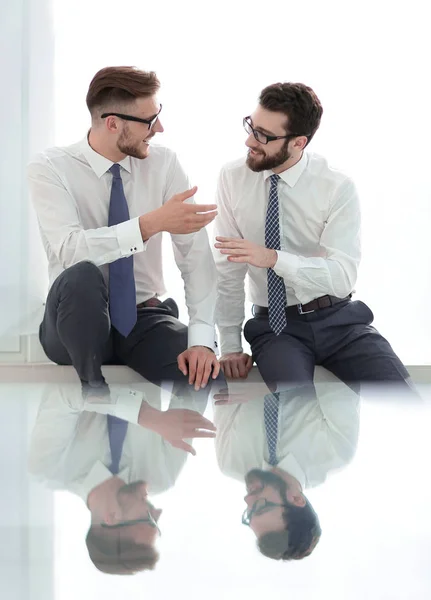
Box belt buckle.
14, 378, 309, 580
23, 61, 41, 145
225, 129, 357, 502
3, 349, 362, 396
297, 303, 315, 315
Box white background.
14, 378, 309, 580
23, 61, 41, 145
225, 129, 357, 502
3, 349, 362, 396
1, 0, 431, 364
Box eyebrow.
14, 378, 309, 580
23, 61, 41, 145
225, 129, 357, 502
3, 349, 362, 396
250, 119, 277, 137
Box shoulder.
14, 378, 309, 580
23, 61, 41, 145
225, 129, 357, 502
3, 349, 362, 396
306, 152, 356, 189
27, 140, 86, 173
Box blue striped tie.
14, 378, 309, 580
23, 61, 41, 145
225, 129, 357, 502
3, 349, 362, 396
264, 393, 280, 466
265, 174, 287, 335
108, 164, 137, 337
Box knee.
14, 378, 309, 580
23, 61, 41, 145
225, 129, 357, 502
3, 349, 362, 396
61, 261, 107, 300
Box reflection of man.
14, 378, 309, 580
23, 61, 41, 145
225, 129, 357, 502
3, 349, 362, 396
28, 381, 216, 574
214, 383, 360, 560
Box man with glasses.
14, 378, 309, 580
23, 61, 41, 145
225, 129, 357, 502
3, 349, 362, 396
213, 82, 412, 392
28, 379, 216, 573
28, 66, 220, 389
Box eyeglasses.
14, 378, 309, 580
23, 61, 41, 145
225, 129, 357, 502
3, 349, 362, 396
243, 116, 306, 145
101, 105, 163, 130
242, 498, 289, 526
100, 509, 161, 535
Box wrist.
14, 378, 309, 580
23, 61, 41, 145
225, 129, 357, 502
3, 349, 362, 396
267, 249, 278, 268
139, 210, 161, 241
138, 401, 162, 429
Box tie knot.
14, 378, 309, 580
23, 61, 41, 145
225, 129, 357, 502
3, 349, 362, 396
109, 163, 121, 179
269, 173, 280, 187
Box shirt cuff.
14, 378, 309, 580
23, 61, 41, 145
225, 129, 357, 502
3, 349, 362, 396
218, 326, 243, 356
116, 217, 146, 257
188, 324, 217, 351
273, 250, 300, 284
83, 389, 144, 424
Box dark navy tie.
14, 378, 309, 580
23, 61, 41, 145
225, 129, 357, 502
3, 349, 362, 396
264, 393, 280, 466
265, 174, 287, 335
108, 164, 137, 337
107, 414, 129, 475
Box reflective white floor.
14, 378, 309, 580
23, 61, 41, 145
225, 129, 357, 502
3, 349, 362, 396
1, 371, 430, 600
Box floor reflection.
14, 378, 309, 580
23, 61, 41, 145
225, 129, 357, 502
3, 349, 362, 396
0, 374, 430, 599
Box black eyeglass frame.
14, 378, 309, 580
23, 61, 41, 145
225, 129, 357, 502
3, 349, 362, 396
101, 105, 163, 130
242, 498, 290, 526
243, 115, 308, 145
100, 510, 161, 535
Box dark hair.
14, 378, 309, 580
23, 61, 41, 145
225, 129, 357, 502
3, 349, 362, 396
86, 526, 160, 575
259, 82, 323, 146
257, 497, 321, 560
86, 66, 160, 117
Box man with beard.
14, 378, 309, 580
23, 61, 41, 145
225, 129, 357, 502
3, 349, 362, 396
243, 467, 321, 560
213, 82, 411, 391
28, 66, 219, 389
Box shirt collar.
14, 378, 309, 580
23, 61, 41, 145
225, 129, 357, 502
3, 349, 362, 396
264, 453, 306, 490
80, 134, 132, 179
80, 461, 130, 503
264, 151, 308, 188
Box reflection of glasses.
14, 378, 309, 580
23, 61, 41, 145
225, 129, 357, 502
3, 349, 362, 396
101, 105, 163, 130
242, 498, 289, 526
243, 116, 306, 145
101, 510, 161, 535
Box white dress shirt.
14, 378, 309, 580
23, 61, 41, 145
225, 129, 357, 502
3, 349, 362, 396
27, 381, 201, 501
214, 382, 360, 490
27, 138, 217, 349
214, 151, 361, 354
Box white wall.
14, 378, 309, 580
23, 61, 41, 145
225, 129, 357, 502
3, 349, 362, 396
0, 0, 53, 359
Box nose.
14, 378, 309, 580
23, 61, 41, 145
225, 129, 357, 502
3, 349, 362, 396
152, 508, 163, 522
153, 118, 164, 134
245, 132, 256, 148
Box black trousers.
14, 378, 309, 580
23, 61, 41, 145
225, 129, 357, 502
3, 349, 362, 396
244, 299, 414, 394
40, 261, 198, 385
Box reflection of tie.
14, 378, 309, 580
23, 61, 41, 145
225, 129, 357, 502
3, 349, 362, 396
107, 415, 129, 475
265, 174, 287, 335
108, 164, 137, 337
264, 394, 280, 466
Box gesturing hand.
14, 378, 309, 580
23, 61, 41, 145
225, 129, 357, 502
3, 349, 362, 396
150, 409, 217, 455
159, 187, 218, 234
219, 352, 253, 379
215, 236, 277, 268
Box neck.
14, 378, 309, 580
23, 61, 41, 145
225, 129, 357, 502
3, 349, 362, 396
88, 127, 126, 163
271, 467, 302, 493
272, 150, 303, 175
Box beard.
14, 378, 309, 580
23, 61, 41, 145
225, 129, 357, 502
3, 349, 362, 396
246, 139, 291, 172
245, 468, 288, 496
117, 124, 151, 159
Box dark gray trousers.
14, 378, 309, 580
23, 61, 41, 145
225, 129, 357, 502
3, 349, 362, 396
39, 261, 192, 385
244, 299, 412, 393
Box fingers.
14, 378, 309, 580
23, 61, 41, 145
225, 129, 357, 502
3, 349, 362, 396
193, 415, 217, 431
177, 353, 188, 376
188, 353, 198, 386
174, 440, 197, 456
221, 360, 233, 379
194, 356, 205, 391
176, 186, 198, 202
189, 430, 217, 438
188, 203, 218, 213
245, 355, 253, 371
200, 359, 213, 389
230, 360, 241, 379
212, 359, 221, 379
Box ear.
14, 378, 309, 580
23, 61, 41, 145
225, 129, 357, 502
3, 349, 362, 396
293, 136, 308, 151
105, 116, 120, 133
286, 490, 307, 508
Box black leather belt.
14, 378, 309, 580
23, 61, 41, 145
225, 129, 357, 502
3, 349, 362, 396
253, 294, 351, 317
